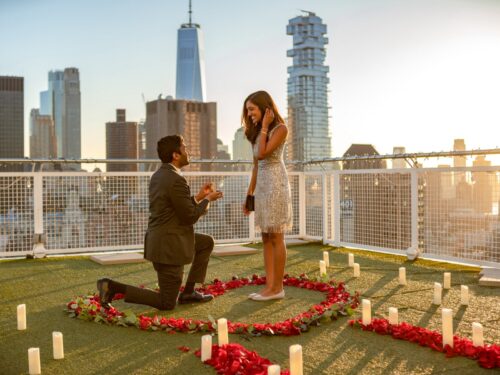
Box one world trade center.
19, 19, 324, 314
175, 0, 206, 102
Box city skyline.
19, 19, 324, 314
1, 0, 500, 161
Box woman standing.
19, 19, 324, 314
242, 91, 292, 301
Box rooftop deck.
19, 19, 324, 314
1, 243, 498, 374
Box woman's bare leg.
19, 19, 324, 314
259, 232, 274, 295
259, 232, 287, 296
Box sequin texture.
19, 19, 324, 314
253, 125, 293, 233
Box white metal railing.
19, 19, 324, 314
1, 164, 499, 268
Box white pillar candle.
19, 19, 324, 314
348, 253, 354, 267
433, 282, 442, 305
17, 304, 27, 330
443, 272, 451, 289
52, 331, 64, 359
201, 334, 212, 361
388, 307, 398, 325
398, 267, 407, 285
323, 251, 330, 268
472, 322, 484, 347
28, 348, 41, 375
353, 263, 360, 277
460, 285, 469, 305
319, 260, 327, 276
362, 299, 372, 325
217, 318, 228, 346
268, 364, 281, 375
442, 308, 454, 348
289, 344, 303, 375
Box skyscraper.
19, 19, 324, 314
176, 0, 206, 102
0, 76, 24, 162
40, 68, 81, 160
287, 11, 331, 164
145, 98, 217, 171
30, 109, 56, 158
106, 109, 139, 172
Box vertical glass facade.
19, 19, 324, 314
287, 12, 331, 164
176, 24, 206, 102
40, 68, 81, 159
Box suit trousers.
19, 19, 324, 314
123, 233, 214, 310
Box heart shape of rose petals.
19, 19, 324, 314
66, 274, 359, 336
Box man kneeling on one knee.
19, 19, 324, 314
97, 135, 223, 310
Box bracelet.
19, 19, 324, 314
261, 130, 268, 135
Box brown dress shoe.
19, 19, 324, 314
97, 278, 115, 307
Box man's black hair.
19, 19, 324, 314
157, 135, 183, 163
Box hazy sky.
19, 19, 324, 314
1, 0, 500, 160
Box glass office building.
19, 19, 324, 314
40, 68, 81, 159
175, 9, 206, 102
287, 12, 331, 163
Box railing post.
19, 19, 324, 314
322, 173, 328, 244
32, 173, 46, 258
408, 169, 419, 260
299, 173, 306, 239
332, 172, 341, 247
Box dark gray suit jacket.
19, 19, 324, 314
144, 163, 209, 265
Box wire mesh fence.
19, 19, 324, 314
305, 174, 324, 238
337, 171, 412, 252
0, 174, 34, 254
0, 161, 499, 267
419, 167, 500, 263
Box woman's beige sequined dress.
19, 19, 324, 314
253, 125, 293, 233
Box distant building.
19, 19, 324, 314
30, 109, 56, 158
145, 98, 217, 171
217, 138, 230, 159
342, 144, 386, 170
0, 76, 24, 165
176, 1, 206, 102
453, 139, 466, 168
40, 68, 81, 160
392, 146, 407, 169
287, 11, 331, 164
472, 155, 492, 214
215, 138, 231, 171
105, 109, 138, 172
438, 164, 455, 200
232, 127, 252, 161
231, 127, 253, 171
137, 119, 147, 171
453, 138, 467, 185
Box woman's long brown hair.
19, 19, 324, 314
241, 90, 285, 145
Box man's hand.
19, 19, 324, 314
206, 190, 223, 202
196, 182, 215, 202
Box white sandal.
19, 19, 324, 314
251, 290, 285, 301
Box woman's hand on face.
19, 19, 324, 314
262, 108, 274, 130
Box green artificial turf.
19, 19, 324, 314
0, 244, 499, 374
